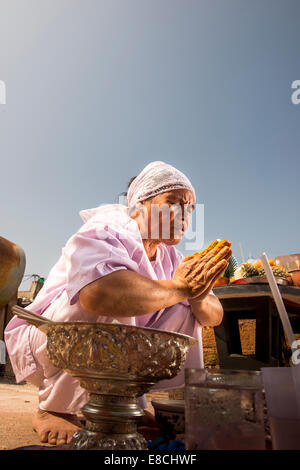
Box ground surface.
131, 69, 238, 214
0, 378, 169, 450
0, 381, 43, 449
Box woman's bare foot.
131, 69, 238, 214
32, 408, 82, 446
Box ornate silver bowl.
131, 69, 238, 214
13, 307, 197, 450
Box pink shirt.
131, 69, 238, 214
5, 204, 213, 384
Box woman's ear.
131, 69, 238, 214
128, 204, 139, 218
136, 201, 147, 217
129, 201, 144, 218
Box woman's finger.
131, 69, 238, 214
200, 242, 231, 265
185, 246, 222, 267
214, 247, 232, 265
183, 240, 219, 262
202, 247, 232, 271
183, 247, 231, 282
213, 248, 233, 265
189, 260, 228, 298
184, 239, 232, 262
192, 259, 226, 286
183, 239, 229, 262
206, 262, 229, 290
207, 259, 228, 280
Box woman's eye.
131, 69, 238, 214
166, 202, 193, 216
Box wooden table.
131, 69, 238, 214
212, 284, 300, 370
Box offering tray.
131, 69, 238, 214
12, 306, 197, 450
243, 276, 290, 286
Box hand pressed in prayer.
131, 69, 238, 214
173, 246, 233, 301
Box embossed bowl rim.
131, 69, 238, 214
46, 321, 198, 346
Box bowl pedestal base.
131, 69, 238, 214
69, 392, 148, 450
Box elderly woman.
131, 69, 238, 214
5, 161, 232, 446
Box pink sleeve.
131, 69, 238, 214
64, 225, 140, 305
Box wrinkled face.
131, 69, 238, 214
138, 188, 195, 245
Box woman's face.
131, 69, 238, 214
138, 188, 195, 245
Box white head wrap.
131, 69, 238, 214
127, 161, 196, 209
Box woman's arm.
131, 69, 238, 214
188, 294, 224, 327
79, 269, 189, 317
79, 245, 232, 319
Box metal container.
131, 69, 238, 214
45, 322, 197, 450
244, 275, 290, 285
289, 269, 300, 287
12, 305, 198, 452
185, 368, 265, 450
151, 399, 185, 438
275, 254, 300, 272
0, 236, 26, 307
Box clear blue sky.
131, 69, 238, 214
0, 0, 299, 289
